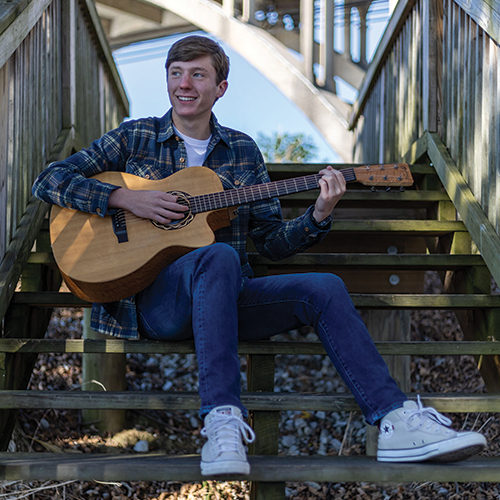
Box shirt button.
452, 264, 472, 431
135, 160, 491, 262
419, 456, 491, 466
144, 174, 150, 179
304, 226, 310, 232
180, 158, 185, 163
234, 180, 241, 186
66, 202, 72, 209
96, 207, 101, 214
175, 136, 180, 141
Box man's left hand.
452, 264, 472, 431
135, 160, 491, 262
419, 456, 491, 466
312, 166, 346, 223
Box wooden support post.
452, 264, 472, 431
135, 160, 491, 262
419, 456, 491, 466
300, 0, 315, 81
242, 0, 257, 24
82, 309, 126, 434
318, 0, 335, 90
364, 310, 411, 456
247, 353, 284, 500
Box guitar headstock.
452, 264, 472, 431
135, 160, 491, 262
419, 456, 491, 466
353, 163, 414, 187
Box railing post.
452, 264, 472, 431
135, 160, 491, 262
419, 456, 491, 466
61, 0, 76, 130
344, 5, 351, 61
242, 0, 257, 24
319, 0, 335, 91
222, 0, 235, 18
422, 0, 443, 133
300, 0, 315, 81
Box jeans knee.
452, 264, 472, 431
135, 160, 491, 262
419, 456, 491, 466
198, 243, 241, 280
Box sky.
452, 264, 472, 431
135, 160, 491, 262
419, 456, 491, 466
113, 3, 390, 162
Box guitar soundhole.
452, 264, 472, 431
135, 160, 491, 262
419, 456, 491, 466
150, 191, 194, 231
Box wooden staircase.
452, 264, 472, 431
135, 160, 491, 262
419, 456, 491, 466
1, 161, 500, 497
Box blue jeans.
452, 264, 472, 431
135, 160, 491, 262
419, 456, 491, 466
136, 243, 407, 425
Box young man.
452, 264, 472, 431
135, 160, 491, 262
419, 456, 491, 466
33, 35, 486, 476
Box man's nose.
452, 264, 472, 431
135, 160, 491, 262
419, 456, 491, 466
179, 74, 192, 87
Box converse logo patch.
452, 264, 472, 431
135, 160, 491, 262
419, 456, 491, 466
380, 420, 394, 439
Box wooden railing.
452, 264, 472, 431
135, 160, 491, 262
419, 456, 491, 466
0, 0, 129, 322
349, 0, 500, 287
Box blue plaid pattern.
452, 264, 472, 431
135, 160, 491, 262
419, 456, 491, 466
33, 110, 331, 338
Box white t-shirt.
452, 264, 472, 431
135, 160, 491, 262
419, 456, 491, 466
174, 126, 211, 168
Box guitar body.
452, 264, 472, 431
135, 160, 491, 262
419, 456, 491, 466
50, 167, 232, 303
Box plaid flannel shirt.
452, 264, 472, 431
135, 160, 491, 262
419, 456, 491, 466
33, 110, 332, 338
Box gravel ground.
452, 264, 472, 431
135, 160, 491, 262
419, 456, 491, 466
1, 272, 500, 499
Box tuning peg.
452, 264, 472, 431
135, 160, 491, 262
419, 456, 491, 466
371, 186, 377, 192
386, 186, 391, 192
399, 186, 406, 192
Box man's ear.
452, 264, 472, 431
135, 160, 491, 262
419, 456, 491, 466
216, 80, 228, 99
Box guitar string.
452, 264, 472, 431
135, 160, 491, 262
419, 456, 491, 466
108, 167, 401, 225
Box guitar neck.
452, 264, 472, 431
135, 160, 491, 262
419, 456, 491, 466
189, 167, 357, 214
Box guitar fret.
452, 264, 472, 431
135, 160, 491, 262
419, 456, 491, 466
188, 166, 405, 215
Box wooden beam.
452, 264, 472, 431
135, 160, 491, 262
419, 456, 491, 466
453, 0, 500, 47
0, 390, 498, 413
1, 338, 500, 356
11, 291, 500, 309
96, 0, 164, 23
0, 0, 52, 69
1, 453, 500, 483
427, 132, 500, 289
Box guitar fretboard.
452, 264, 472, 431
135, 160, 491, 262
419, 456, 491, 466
187, 168, 357, 215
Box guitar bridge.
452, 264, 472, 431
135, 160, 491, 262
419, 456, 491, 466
111, 209, 128, 243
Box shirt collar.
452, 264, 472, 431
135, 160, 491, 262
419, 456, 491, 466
157, 109, 230, 148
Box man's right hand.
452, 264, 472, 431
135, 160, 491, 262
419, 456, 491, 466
108, 188, 188, 224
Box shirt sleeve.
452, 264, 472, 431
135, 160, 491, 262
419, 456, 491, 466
247, 148, 332, 261
32, 123, 131, 217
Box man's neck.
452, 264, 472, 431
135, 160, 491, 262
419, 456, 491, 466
172, 112, 211, 140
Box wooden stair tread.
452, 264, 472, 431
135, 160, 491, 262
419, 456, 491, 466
328, 220, 466, 234
0, 453, 497, 483
11, 292, 500, 309
28, 252, 484, 269
265, 163, 435, 176
0, 391, 498, 412
0, 338, 499, 356
249, 253, 485, 269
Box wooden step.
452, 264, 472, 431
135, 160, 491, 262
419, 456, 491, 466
0, 338, 499, 356
11, 292, 500, 309
249, 253, 485, 270
28, 252, 484, 270
279, 190, 450, 209
266, 163, 435, 178
0, 453, 497, 483
0, 391, 498, 413
328, 220, 466, 235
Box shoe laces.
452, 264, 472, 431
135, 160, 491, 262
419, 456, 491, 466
403, 395, 452, 432
201, 413, 256, 453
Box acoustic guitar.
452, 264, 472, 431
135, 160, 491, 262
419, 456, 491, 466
50, 164, 413, 303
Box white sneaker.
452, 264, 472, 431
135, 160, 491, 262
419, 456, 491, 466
377, 396, 486, 462
200, 405, 256, 476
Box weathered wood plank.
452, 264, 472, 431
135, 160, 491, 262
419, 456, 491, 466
0, 0, 52, 69
11, 291, 500, 309
328, 220, 466, 234
427, 132, 500, 289
27, 252, 484, 269
453, 0, 500, 47
249, 253, 485, 269
0, 453, 500, 483
1, 338, 500, 356
0, 391, 498, 413
1, 453, 500, 484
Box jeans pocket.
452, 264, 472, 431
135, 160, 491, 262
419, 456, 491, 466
137, 311, 162, 340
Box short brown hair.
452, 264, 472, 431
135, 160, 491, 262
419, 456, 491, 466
166, 35, 230, 84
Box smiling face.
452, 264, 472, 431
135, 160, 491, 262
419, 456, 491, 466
167, 55, 228, 138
